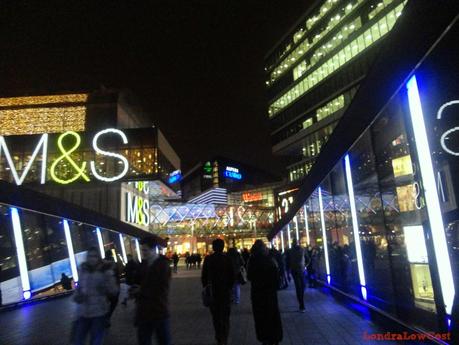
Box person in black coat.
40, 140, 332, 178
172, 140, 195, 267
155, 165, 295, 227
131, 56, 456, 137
201, 239, 235, 345
248, 240, 283, 345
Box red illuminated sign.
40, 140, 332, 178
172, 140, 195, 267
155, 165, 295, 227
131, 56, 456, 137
242, 192, 263, 202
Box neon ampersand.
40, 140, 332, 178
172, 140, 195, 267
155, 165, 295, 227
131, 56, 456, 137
50, 131, 90, 184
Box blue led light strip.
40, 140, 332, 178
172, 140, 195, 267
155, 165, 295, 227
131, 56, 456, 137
96, 227, 105, 259
135, 238, 142, 263
63, 220, 79, 283
119, 234, 128, 264
11, 208, 31, 299
406, 75, 455, 315
318, 187, 331, 284
344, 154, 367, 300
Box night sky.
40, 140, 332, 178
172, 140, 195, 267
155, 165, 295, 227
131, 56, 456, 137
0, 1, 310, 173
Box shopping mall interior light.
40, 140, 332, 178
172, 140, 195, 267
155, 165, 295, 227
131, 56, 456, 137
119, 234, 128, 264
63, 220, 79, 283
90, 128, 129, 182
344, 154, 367, 300
96, 227, 105, 259
0, 134, 48, 185
318, 187, 331, 284
135, 238, 142, 263
11, 208, 31, 299
406, 75, 455, 315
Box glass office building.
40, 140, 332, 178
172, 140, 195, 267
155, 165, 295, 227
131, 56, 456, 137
270, 1, 458, 337
265, 0, 407, 183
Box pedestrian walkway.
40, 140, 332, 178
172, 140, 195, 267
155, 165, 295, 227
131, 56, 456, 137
0, 268, 412, 345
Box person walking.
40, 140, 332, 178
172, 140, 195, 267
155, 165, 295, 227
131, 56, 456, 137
61, 272, 73, 291
172, 252, 179, 273
103, 250, 121, 327
196, 253, 202, 269
122, 254, 138, 306
201, 239, 235, 345
227, 247, 245, 304
287, 239, 307, 312
72, 247, 119, 345
130, 236, 172, 345
248, 240, 283, 345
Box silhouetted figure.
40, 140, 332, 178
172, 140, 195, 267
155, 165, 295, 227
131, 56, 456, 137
227, 248, 245, 304
185, 252, 191, 270
103, 250, 120, 327
61, 273, 72, 291
270, 248, 287, 289
172, 253, 179, 273
306, 246, 318, 288
131, 236, 172, 345
248, 240, 283, 345
122, 254, 139, 305
196, 253, 202, 269
287, 239, 307, 312
242, 248, 250, 268
201, 239, 235, 345
73, 247, 119, 345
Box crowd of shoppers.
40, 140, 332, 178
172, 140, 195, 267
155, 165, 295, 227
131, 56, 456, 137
70, 236, 319, 345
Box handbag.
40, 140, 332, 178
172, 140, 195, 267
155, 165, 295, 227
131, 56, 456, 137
202, 284, 213, 307
238, 266, 248, 285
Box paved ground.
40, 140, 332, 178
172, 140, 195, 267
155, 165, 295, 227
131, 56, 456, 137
0, 269, 418, 345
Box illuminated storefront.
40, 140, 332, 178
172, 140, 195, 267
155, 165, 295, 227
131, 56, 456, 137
271, 7, 459, 338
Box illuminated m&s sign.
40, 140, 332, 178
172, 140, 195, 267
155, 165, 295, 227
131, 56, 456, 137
126, 181, 150, 227
0, 128, 129, 185
224, 166, 242, 180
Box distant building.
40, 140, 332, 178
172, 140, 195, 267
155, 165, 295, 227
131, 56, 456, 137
180, 156, 281, 202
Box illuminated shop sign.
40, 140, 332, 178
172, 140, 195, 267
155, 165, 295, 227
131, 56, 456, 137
125, 181, 150, 226
242, 192, 263, 202
168, 170, 182, 184
0, 128, 129, 185
224, 166, 242, 180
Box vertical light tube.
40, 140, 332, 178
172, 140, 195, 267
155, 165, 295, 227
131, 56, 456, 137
406, 75, 455, 315
11, 208, 31, 300
287, 224, 292, 248
344, 155, 367, 300
119, 234, 128, 264
63, 220, 79, 283
135, 238, 142, 263
280, 230, 285, 253
303, 204, 310, 245
96, 227, 105, 259
294, 216, 300, 242
318, 187, 331, 284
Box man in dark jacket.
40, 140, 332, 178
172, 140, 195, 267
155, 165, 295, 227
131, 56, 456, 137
287, 239, 307, 312
201, 239, 235, 345
131, 236, 172, 345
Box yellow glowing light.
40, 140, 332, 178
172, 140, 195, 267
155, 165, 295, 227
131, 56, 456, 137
50, 131, 90, 184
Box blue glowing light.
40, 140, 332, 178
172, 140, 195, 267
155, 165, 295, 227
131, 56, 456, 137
168, 170, 182, 184
224, 166, 242, 180
406, 75, 455, 315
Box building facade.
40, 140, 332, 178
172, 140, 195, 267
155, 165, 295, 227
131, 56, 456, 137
268, 0, 459, 339
265, 0, 406, 183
